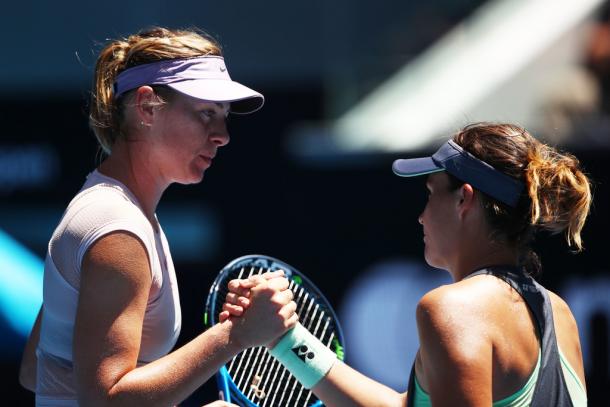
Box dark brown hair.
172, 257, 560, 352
449, 123, 592, 274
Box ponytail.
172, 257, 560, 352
525, 143, 592, 250
453, 122, 592, 274
89, 39, 131, 154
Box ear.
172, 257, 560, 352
134, 86, 157, 126
456, 183, 476, 219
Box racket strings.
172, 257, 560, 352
227, 266, 287, 404
218, 263, 341, 407
272, 283, 335, 406
246, 279, 303, 403
261, 281, 308, 406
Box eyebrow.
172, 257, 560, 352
214, 102, 230, 115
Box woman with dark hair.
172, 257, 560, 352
19, 27, 296, 406
226, 122, 591, 406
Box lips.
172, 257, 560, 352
199, 155, 213, 166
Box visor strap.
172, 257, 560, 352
435, 141, 524, 207
113, 56, 230, 98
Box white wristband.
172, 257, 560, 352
269, 323, 338, 389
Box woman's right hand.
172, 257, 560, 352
219, 271, 286, 321
224, 274, 297, 349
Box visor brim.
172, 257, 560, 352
392, 157, 444, 177
167, 79, 264, 114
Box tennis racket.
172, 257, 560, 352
204, 254, 345, 407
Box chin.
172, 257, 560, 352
423, 248, 446, 270
176, 171, 206, 185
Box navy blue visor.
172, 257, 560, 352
392, 140, 524, 207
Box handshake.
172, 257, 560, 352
219, 271, 299, 349
209, 260, 341, 406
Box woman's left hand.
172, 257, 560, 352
219, 271, 285, 322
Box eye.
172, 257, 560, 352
201, 109, 216, 119
425, 187, 432, 199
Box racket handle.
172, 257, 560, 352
216, 368, 231, 402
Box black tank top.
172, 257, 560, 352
406, 267, 574, 406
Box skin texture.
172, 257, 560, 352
19, 86, 297, 406
224, 172, 586, 407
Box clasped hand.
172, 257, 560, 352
220, 271, 298, 348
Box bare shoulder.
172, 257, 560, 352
416, 276, 514, 359
547, 290, 577, 325
547, 289, 583, 346
416, 282, 494, 404
416, 282, 490, 350
416, 284, 461, 326
417, 284, 459, 316
417, 278, 495, 323
83, 230, 151, 285
546, 289, 581, 346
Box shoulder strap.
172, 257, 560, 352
469, 267, 574, 407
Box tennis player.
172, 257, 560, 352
18, 27, 297, 406
225, 123, 591, 406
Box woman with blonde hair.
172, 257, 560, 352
19, 27, 296, 406
227, 122, 591, 406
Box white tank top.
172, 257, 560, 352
35, 170, 181, 405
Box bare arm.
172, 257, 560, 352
416, 288, 491, 407
19, 306, 43, 391
312, 362, 407, 407
74, 231, 295, 407
224, 278, 407, 407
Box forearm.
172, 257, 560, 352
268, 323, 406, 407
99, 321, 241, 406
313, 361, 407, 407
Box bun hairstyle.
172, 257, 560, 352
89, 27, 222, 154
451, 123, 592, 274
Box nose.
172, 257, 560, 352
418, 212, 424, 225
210, 119, 230, 147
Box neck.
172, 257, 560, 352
449, 243, 518, 282
97, 141, 167, 227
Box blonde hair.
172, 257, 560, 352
451, 123, 592, 273
89, 27, 222, 154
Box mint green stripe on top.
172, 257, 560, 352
493, 350, 540, 407
412, 351, 540, 407
558, 349, 587, 407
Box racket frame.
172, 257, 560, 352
205, 255, 345, 407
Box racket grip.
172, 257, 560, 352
269, 323, 337, 389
